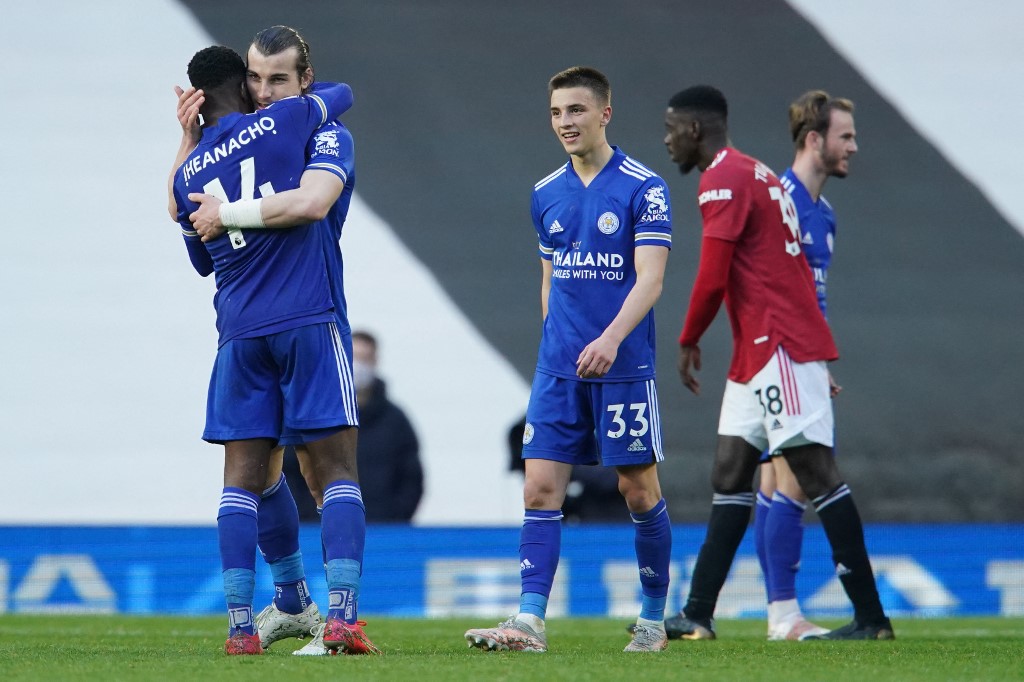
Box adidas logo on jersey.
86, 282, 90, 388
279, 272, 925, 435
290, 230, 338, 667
835, 562, 852, 576
801, 231, 814, 245
549, 219, 564, 234
627, 438, 647, 452
639, 566, 658, 578
520, 558, 535, 571
770, 419, 783, 431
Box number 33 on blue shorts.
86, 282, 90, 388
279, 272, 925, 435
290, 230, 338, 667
522, 372, 664, 467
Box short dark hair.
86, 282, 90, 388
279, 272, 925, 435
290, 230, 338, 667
789, 89, 855, 148
548, 66, 611, 106
668, 85, 728, 120
251, 25, 313, 78
352, 330, 378, 351
187, 46, 246, 91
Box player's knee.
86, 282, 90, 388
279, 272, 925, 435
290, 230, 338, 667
711, 467, 752, 495
303, 474, 324, 504
710, 436, 759, 495
797, 469, 842, 501
523, 490, 559, 509
618, 482, 659, 514
523, 478, 562, 509
783, 446, 840, 499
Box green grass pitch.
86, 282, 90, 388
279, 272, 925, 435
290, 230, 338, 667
3, 615, 1022, 681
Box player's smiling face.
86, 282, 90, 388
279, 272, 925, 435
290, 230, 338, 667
550, 87, 610, 157
246, 45, 313, 109
822, 109, 857, 178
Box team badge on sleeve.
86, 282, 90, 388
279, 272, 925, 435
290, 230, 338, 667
597, 212, 620, 235
641, 185, 668, 222
522, 423, 535, 445
313, 130, 340, 157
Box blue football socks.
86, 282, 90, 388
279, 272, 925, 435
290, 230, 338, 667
764, 491, 806, 603
218, 487, 259, 635
754, 491, 771, 592
257, 474, 309, 614
519, 509, 563, 620
321, 480, 365, 624
632, 498, 671, 622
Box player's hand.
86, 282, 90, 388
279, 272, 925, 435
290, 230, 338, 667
828, 370, 842, 398
188, 193, 225, 242
576, 335, 618, 379
678, 344, 701, 395
175, 85, 204, 146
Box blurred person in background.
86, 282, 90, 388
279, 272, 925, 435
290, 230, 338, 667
286, 331, 422, 523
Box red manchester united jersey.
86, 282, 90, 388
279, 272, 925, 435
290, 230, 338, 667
697, 148, 837, 381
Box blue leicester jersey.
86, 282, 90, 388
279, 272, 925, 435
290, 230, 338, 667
781, 168, 835, 317
173, 83, 352, 346
304, 121, 356, 335
532, 147, 672, 382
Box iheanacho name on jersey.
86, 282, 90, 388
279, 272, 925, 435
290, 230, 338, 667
181, 117, 278, 185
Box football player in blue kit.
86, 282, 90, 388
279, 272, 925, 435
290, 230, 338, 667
171, 27, 371, 656
753, 90, 860, 640
465, 66, 674, 653
171, 45, 377, 656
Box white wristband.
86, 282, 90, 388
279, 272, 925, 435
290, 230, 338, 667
219, 198, 266, 229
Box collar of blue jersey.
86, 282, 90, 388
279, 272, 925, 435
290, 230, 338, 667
782, 167, 817, 204
200, 112, 246, 146
565, 145, 624, 185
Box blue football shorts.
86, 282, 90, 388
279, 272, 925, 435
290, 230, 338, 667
522, 371, 664, 467
204, 322, 359, 445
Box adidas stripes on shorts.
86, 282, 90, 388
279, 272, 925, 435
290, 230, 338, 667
203, 322, 358, 444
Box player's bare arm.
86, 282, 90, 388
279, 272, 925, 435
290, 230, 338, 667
576, 245, 669, 379
189, 170, 344, 241
540, 258, 553, 321
828, 368, 842, 397
677, 344, 702, 395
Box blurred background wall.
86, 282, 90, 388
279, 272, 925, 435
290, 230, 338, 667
1, 0, 1022, 526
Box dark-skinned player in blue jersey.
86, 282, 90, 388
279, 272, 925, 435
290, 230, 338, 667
170, 27, 369, 656
171, 45, 377, 656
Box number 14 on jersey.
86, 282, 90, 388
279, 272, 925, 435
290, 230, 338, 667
202, 157, 277, 250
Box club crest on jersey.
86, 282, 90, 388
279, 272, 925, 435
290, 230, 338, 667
522, 423, 535, 445
597, 212, 620, 235
313, 129, 340, 157
641, 185, 668, 222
